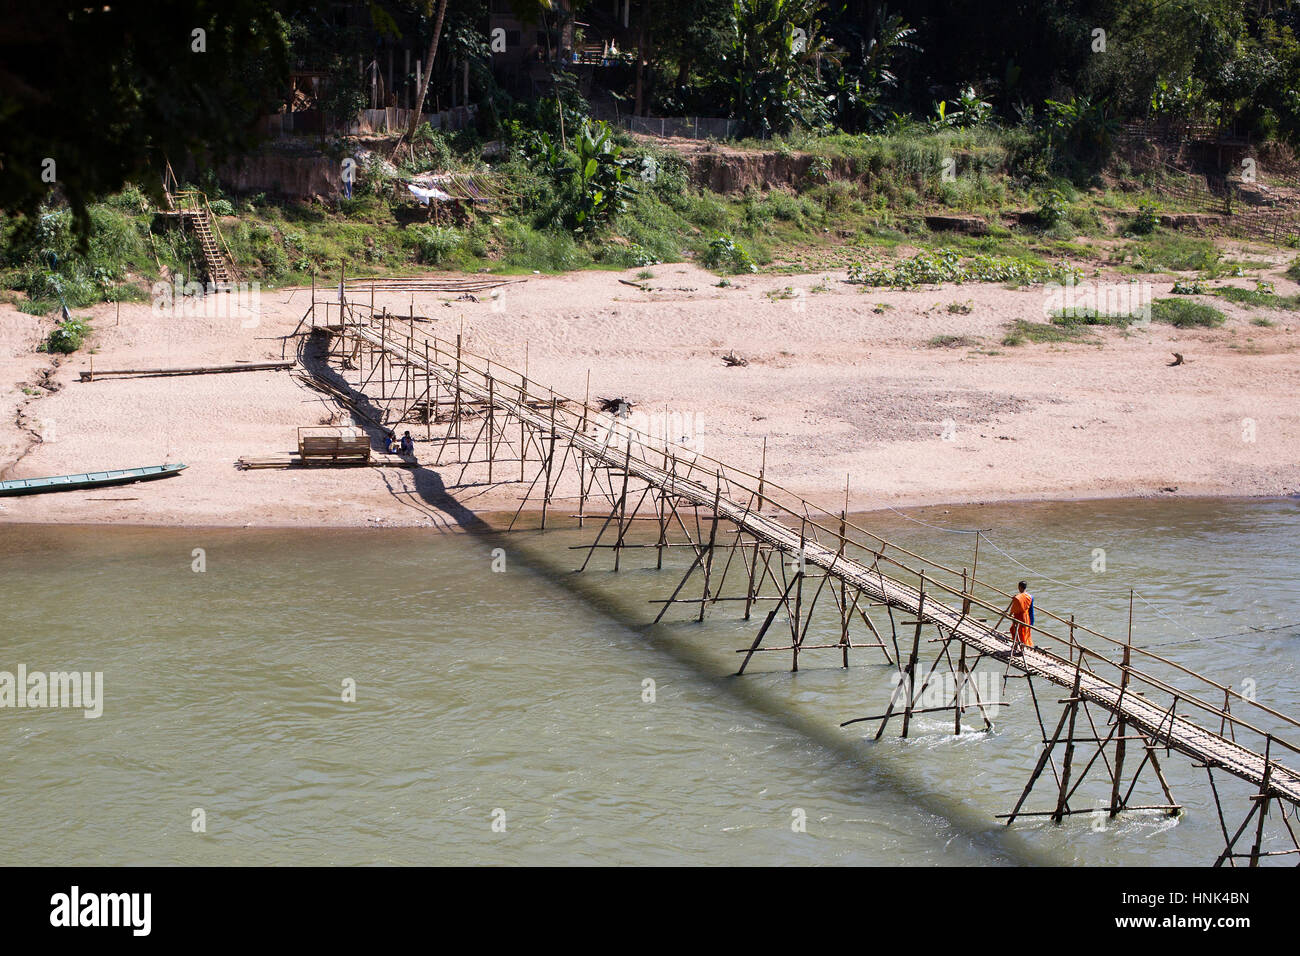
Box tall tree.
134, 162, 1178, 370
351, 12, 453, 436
405, 0, 453, 139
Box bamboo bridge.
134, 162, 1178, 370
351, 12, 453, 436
298, 277, 1300, 866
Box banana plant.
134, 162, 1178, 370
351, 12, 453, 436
726, 0, 837, 137
571, 120, 635, 230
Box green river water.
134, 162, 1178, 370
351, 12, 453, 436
1, 496, 1297, 865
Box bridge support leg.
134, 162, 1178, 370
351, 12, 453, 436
697, 480, 722, 623
737, 572, 802, 675
1004, 661, 1183, 827
1051, 667, 1085, 823
896, 591, 924, 738
1005, 688, 1074, 826
840, 612, 1003, 740
1211, 736, 1300, 867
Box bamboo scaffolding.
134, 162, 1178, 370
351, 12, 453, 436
298, 282, 1300, 865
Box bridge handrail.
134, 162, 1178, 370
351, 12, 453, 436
321, 299, 1300, 759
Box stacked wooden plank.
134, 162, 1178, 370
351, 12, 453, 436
236, 452, 416, 469
341, 275, 523, 295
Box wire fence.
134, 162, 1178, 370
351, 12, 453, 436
257, 105, 478, 138
1115, 124, 1300, 247
586, 105, 741, 141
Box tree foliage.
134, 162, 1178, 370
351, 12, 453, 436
0, 1, 298, 240
8, 0, 1300, 244
726, 0, 838, 136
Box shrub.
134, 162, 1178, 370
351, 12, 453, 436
103, 184, 149, 213
526, 120, 637, 233
622, 243, 659, 267
251, 232, 288, 278
701, 234, 757, 274
209, 199, 234, 217
805, 156, 833, 185
499, 222, 591, 272
408, 123, 455, 172
763, 190, 808, 224
40, 315, 90, 353
1036, 189, 1068, 228
406, 225, 462, 265
1130, 199, 1159, 235
1151, 298, 1225, 328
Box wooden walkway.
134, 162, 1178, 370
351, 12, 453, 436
306, 298, 1300, 864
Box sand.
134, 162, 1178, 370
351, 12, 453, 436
2, 261, 1298, 529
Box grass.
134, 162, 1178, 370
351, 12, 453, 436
1151, 298, 1226, 328
3, 124, 1294, 313
1002, 319, 1095, 345
1287, 258, 1300, 283
0, 125, 1047, 301
1033, 298, 1226, 332
1214, 286, 1300, 309
848, 249, 1079, 288
1113, 233, 1222, 274
928, 334, 979, 348
1049, 308, 1138, 327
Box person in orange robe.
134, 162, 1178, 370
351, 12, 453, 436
1005, 581, 1035, 650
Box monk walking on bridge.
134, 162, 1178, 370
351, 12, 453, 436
1004, 581, 1035, 652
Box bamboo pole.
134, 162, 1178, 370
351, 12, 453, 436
898, 578, 925, 738
487, 374, 495, 483
698, 474, 722, 622
302, 285, 1300, 849
1110, 590, 1135, 817
541, 394, 557, 530
612, 433, 632, 572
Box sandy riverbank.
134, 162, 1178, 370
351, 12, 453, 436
2, 260, 1298, 530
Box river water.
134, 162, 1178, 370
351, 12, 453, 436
1, 496, 1296, 865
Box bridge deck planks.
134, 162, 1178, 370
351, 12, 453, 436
351, 322, 1300, 807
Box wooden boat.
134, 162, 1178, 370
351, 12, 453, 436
0, 463, 187, 497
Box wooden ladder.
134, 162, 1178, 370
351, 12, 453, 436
165, 175, 236, 285
187, 208, 232, 284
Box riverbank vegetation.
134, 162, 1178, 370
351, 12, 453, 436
4, 1, 1300, 314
